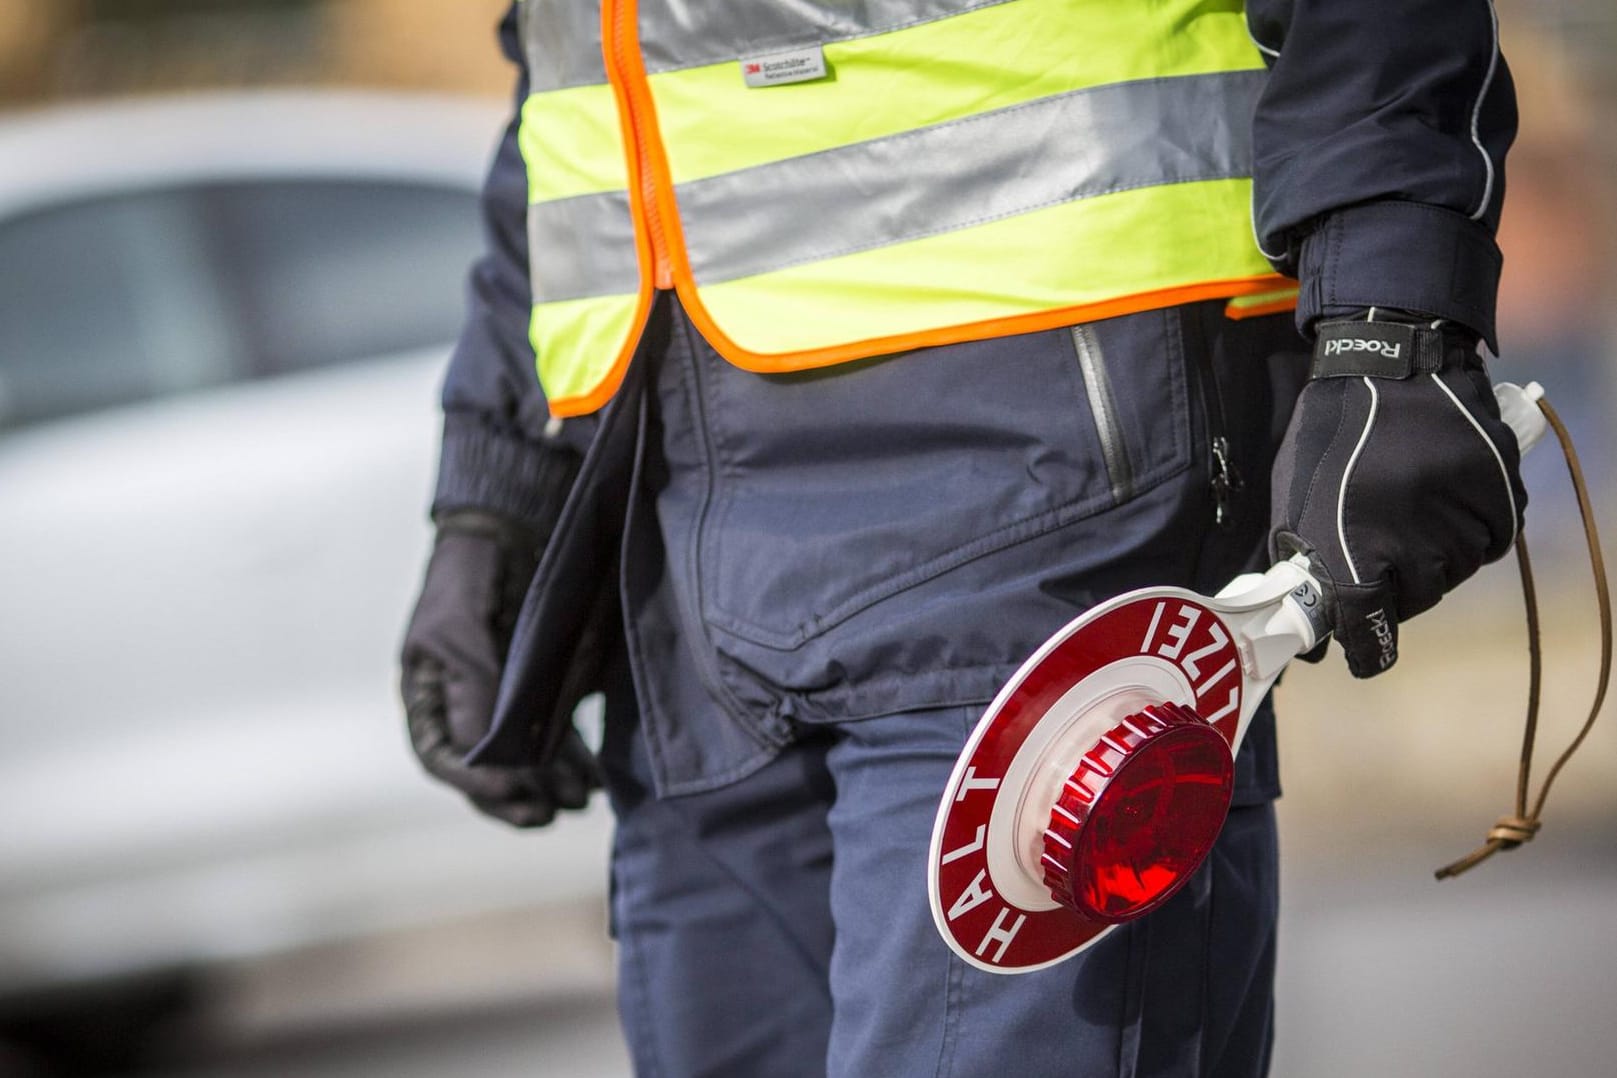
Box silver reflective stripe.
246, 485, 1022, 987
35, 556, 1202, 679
1070, 324, 1134, 504
527, 190, 639, 303
529, 69, 1263, 303
640, 0, 1017, 75
523, 0, 607, 92
680, 70, 1263, 286
521, 0, 1011, 90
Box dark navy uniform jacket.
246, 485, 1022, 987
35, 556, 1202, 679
431, 1, 1516, 796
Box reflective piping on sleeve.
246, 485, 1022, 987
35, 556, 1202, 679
1467, 1, 1501, 222
1242, 9, 1281, 262
1337, 377, 1379, 585
1243, 9, 1280, 59
1251, 184, 1286, 263
679, 70, 1262, 287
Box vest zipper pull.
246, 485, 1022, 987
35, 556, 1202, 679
1211, 435, 1242, 528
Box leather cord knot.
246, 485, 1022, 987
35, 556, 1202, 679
1486, 816, 1541, 847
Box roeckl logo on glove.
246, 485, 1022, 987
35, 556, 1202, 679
1309, 320, 1429, 380
1323, 336, 1403, 360
1365, 609, 1397, 670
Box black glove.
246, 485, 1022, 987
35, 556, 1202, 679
1270, 312, 1527, 678
400, 509, 601, 827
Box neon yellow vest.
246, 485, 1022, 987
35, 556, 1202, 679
518, 0, 1295, 416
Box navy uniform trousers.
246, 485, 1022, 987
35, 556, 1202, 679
585, 296, 1306, 1077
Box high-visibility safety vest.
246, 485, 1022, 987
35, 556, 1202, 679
517, 0, 1297, 417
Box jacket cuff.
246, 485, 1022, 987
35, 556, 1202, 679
431, 411, 580, 534
1293, 201, 1503, 353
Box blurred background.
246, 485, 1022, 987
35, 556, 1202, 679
0, 1, 1611, 1076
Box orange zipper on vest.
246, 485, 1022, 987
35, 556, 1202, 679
603, 0, 673, 289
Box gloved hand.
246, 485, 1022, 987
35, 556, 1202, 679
1270, 311, 1526, 678
400, 509, 601, 827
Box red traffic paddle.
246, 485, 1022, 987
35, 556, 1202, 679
928, 382, 1549, 974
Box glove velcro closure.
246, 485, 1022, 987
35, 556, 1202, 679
1310, 320, 1448, 380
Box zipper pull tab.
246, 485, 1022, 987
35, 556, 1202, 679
1210, 436, 1242, 528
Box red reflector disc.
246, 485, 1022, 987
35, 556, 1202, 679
1042, 702, 1234, 924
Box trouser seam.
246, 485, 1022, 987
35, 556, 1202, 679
1118, 918, 1145, 1078
934, 954, 965, 1078
931, 705, 976, 1078
661, 785, 835, 993
617, 856, 667, 1078
1198, 843, 1218, 1077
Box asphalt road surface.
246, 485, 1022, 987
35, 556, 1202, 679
105, 853, 1616, 1078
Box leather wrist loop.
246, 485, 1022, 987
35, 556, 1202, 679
1309, 319, 1449, 380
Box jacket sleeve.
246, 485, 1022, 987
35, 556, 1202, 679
432, 4, 579, 527
1246, 0, 1517, 351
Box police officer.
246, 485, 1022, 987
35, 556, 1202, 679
402, 2, 1524, 1074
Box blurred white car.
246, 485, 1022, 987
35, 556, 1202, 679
0, 92, 610, 1013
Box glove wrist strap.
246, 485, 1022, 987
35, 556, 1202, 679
1310, 319, 1449, 380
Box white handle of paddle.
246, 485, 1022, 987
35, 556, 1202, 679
1494, 380, 1547, 455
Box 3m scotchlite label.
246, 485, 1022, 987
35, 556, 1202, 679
741, 46, 829, 87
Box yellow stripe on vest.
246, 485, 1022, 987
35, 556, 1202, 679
694, 179, 1276, 359
520, 84, 630, 203
531, 291, 642, 406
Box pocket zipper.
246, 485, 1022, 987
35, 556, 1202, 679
1209, 434, 1240, 528
1188, 314, 1242, 528
1070, 324, 1135, 506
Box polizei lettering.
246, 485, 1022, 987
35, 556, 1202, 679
1139, 601, 1241, 725
1323, 336, 1403, 359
